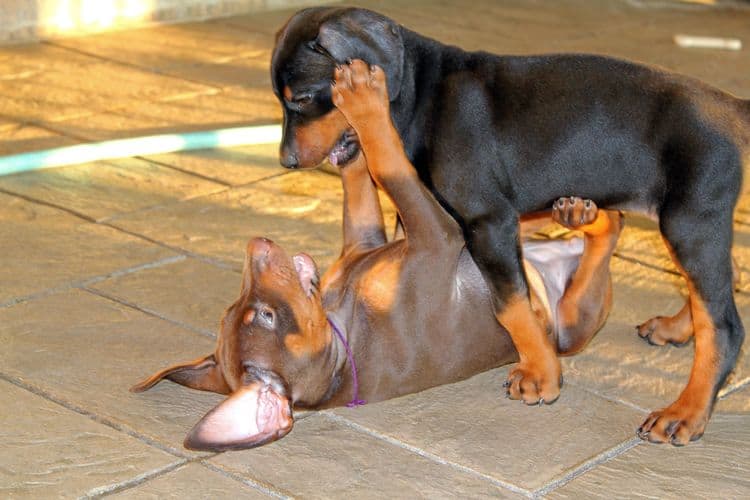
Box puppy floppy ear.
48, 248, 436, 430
184, 380, 293, 451
316, 9, 404, 100
130, 354, 230, 395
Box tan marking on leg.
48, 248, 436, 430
498, 294, 561, 404
555, 206, 621, 354
639, 280, 718, 445
638, 237, 695, 346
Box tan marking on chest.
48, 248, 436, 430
357, 258, 403, 313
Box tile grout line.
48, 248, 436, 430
0, 372, 193, 459
563, 379, 651, 414
1, 183, 241, 272
0, 186, 97, 222
96, 169, 294, 225
1, 284, 77, 309
1, 181, 282, 279
531, 437, 642, 497
80, 255, 188, 285
100, 220, 242, 272
81, 285, 217, 339
0, 255, 187, 309
321, 412, 535, 497
612, 252, 749, 297
80, 460, 190, 499
131, 155, 235, 187
198, 460, 293, 499
612, 252, 682, 278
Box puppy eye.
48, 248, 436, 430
258, 307, 275, 328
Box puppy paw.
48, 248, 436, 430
637, 403, 708, 446
331, 60, 390, 133
552, 196, 623, 240
636, 316, 693, 346
504, 360, 562, 405
552, 197, 597, 228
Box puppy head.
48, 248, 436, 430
131, 238, 335, 451
271, 7, 404, 169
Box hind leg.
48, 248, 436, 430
637, 254, 742, 346
636, 238, 694, 347
552, 197, 623, 355
637, 296, 693, 347
638, 200, 744, 445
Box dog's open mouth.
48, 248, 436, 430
328, 130, 360, 166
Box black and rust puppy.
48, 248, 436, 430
271, 7, 749, 445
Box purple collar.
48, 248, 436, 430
327, 316, 366, 408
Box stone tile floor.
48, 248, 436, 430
1, 0, 749, 497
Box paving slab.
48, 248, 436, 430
206, 85, 283, 120
0, 43, 101, 78
356, 0, 750, 97
145, 143, 283, 187
612, 214, 750, 293
0, 123, 79, 155
562, 256, 750, 412
329, 368, 642, 493
209, 412, 519, 499
50, 22, 272, 74
89, 256, 240, 335
46, 18, 278, 91
0, 380, 179, 499
549, 413, 750, 499
357, 0, 639, 51
217, 6, 319, 36
110, 169, 397, 270
716, 384, 750, 413
0, 193, 176, 304
109, 463, 271, 499
0, 158, 225, 222
0, 60, 215, 124
43, 87, 280, 143
0, 289, 224, 455
735, 196, 750, 227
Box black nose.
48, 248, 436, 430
280, 152, 299, 169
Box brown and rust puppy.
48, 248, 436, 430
271, 7, 749, 445
131, 61, 622, 452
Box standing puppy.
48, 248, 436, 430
271, 7, 749, 444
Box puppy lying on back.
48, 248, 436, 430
131, 61, 621, 451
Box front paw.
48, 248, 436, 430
331, 60, 391, 132
504, 360, 562, 405
637, 403, 708, 446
